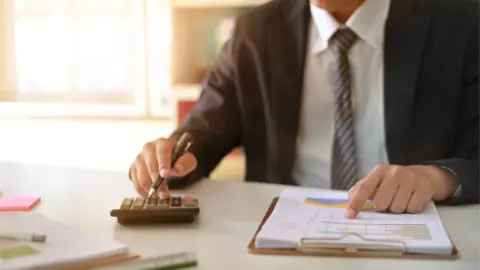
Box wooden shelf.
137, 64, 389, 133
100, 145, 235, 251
170, 1, 266, 91
172, 0, 269, 8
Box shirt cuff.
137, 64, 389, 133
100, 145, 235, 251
425, 163, 462, 198
452, 184, 462, 198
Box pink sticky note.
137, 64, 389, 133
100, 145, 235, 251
0, 196, 41, 211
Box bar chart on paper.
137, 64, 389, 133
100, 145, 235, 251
304, 197, 375, 210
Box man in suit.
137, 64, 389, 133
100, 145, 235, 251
130, 0, 479, 218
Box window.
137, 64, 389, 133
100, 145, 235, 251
0, 0, 173, 117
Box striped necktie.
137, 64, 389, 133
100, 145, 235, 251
329, 28, 359, 190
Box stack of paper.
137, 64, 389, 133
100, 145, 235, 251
0, 213, 130, 269
255, 188, 454, 255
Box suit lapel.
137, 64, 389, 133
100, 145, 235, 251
266, 0, 310, 184
384, 0, 431, 164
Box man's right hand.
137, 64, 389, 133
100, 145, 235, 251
129, 137, 198, 199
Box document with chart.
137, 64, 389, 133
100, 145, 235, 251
254, 188, 454, 255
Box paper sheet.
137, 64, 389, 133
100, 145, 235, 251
255, 187, 453, 255
0, 213, 129, 270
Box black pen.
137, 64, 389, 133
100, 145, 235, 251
147, 132, 193, 199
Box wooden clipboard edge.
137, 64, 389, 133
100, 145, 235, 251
43, 252, 140, 270
247, 197, 459, 260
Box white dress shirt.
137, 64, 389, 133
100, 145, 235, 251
292, 0, 392, 188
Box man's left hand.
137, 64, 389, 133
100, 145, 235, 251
346, 165, 459, 219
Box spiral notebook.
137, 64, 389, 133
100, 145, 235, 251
249, 188, 458, 259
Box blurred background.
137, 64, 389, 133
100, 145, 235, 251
0, 0, 267, 180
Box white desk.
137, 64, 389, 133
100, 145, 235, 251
0, 162, 478, 270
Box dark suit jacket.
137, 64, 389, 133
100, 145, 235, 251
169, 0, 479, 204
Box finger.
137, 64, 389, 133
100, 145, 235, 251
347, 165, 387, 219
373, 166, 401, 212
156, 138, 174, 177
406, 180, 433, 214
135, 155, 153, 195
157, 180, 171, 200
389, 179, 415, 214
142, 142, 159, 183
156, 153, 197, 199
131, 165, 147, 197
169, 153, 197, 177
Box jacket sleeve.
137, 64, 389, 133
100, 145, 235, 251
166, 20, 245, 189
427, 6, 479, 204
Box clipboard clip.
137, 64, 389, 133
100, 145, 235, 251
299, 233, 407, 257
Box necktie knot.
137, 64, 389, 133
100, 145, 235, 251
329, 28, 358, 53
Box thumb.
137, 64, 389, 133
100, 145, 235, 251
157, 180, 170, 199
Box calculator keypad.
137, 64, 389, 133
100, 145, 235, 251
118, 196, 198, 210
158, 199, 169, 208
120, 198, 133, 209
145, 198, 158, 209
183, 196, 198, 208
170, 197, 182, 208
131, 198, 145, 209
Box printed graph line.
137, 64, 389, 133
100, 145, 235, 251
320, 221, 431, 240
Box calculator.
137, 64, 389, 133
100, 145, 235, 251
110, 196, 200, 225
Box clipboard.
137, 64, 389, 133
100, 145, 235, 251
247, 197, 459, 260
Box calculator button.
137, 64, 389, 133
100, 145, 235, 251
170, 197, 182, 207
120, 198, 133, 209
157, 199, 169, 208
132, 198, 145, 209
184, 200, 198, 208
184, 196, 195, 202
144, 198, 158, 209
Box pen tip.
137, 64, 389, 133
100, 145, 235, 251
147, 189, 155, 199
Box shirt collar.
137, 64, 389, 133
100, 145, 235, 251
309, 0, 391, 54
